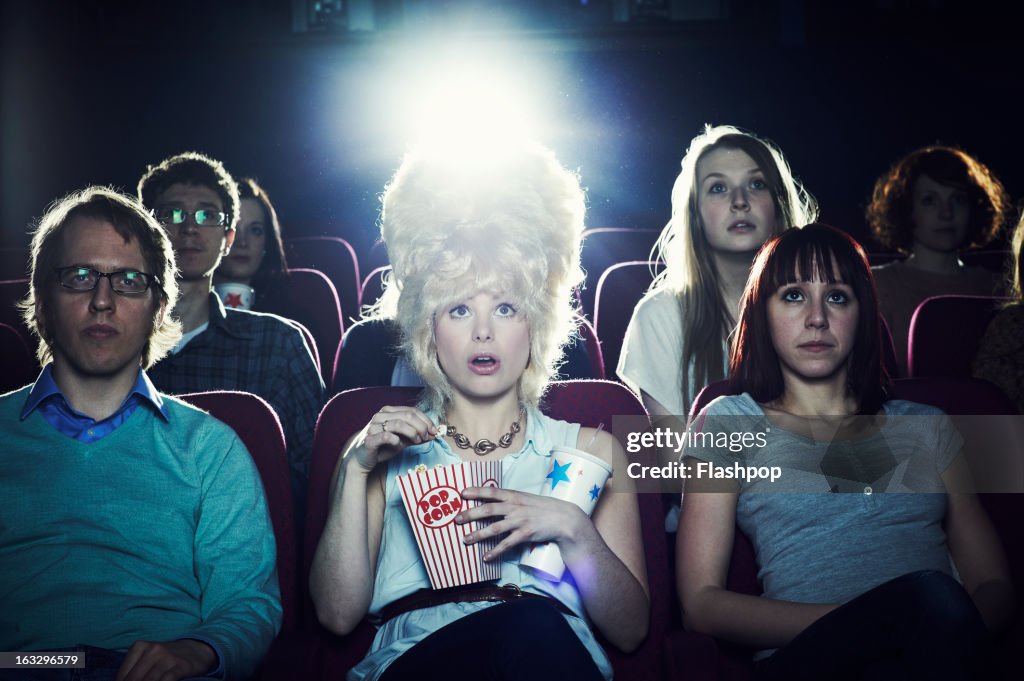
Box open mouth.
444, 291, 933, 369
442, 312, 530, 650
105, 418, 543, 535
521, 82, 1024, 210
728, 221, 755, 232
469, 354, 501, 375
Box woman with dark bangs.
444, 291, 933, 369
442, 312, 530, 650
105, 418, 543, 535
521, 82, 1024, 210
676, 224, 1012, 680
867, 146, 1010, 375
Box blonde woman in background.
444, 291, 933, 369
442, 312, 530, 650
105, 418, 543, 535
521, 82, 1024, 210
618, 124, 817, 418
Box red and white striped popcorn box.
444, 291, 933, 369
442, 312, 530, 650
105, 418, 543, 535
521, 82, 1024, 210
397, 460, 503, 590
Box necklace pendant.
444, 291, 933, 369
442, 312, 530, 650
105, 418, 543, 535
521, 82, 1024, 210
473, 439, 497, 456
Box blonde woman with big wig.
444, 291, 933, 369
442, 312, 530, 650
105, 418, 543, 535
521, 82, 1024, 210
311, 141, 649, 681
618, 124, 817, 417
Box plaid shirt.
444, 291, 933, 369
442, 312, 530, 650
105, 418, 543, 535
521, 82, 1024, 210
149, 294, 325, 500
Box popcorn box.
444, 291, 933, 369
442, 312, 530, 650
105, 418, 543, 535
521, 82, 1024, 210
397, 460, 503, 589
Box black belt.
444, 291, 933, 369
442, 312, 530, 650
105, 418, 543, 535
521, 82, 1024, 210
378, 582, 575, 623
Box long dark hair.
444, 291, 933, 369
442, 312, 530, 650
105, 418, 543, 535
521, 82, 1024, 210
237, 177, 289, 289
729, 224, 891, 415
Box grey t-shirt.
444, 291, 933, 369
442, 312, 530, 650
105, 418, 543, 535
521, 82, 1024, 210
685, 393, 962, 607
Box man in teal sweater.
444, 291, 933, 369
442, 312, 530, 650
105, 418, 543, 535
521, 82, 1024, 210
0, 187, 281, 680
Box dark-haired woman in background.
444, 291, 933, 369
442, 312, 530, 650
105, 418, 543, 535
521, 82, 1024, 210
677, 224, 1011, 680
214, 177, 289, 310
867, 146, 1010, 375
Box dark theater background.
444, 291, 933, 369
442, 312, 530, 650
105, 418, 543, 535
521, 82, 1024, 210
2, 0, 1021, 258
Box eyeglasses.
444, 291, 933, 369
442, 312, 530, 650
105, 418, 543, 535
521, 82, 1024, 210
55, 266, 157, 295
152, 207, 229, 228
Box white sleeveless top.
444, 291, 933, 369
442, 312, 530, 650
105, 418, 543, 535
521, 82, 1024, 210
349, 408, 613, 680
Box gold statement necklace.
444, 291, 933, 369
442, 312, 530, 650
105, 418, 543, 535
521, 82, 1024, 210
440, 408, 525, 456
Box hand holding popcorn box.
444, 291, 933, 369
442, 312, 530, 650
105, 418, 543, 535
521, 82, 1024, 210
397, 460, 503, 589
520, 445, 612, 582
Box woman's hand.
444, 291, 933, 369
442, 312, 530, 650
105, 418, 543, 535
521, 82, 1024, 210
348, 406, 437, 474
456, 486, 593, 561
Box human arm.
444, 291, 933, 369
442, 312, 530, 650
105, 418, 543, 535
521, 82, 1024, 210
942, 454, 1014, 632
269, 321, 326, 497
675, 462, 837, 649
460, 429, 650, 652
177, 428, 281, 680
309, 406, 437, 634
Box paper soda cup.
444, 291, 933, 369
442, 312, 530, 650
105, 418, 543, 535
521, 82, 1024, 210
214, 282, 255, 310
520, 445, 612, 582
397, 460, 503, 590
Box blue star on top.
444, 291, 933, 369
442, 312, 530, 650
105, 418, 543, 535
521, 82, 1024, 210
589, 484, 601, 501
546, 459, 572, 490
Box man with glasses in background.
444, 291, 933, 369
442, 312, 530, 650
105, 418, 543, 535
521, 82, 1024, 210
0, 187, 280, 680
138, 152, 324, 513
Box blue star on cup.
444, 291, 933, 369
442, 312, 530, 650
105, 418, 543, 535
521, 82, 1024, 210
546, 459, 572, 490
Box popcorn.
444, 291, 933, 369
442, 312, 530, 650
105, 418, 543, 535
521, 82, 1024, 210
396, 460, 503, 589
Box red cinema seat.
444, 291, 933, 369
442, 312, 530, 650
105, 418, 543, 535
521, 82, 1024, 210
284, 237, 361, 326
593, 261, 664, 380
580, 228, 660, 320
908, 295, 1010, 379
0, 321, 36, 393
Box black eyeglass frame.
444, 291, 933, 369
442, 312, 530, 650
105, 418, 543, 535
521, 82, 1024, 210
150, 207, 231, 229
53, 266, 160, 296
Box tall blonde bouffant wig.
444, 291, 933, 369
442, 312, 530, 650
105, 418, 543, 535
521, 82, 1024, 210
373, 142, 586, 414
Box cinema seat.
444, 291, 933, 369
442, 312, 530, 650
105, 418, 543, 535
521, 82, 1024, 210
580, 228, 660, 320
593, 261, 664, 378
284, 236, 362, 326
259, 268, 343, 386
0, 321, 36, 393
908, 295, 1010, 379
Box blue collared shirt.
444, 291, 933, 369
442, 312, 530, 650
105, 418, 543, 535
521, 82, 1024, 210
20, 365, 169, 442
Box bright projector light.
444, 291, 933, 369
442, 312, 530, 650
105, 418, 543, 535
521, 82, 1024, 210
406, 61, 541, 155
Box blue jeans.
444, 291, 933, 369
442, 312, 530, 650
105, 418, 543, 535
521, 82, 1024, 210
379, 599, 605, 681
754, 570, 987, 681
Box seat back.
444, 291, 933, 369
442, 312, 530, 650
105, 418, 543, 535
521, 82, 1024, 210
0, 247, 30, 280
962, 248, 1012, 274
284, 237, 361, 324
580, 228, 660, 320
178, 390, 298, 632
908, 295, 1009, 378
593, 261, 664, 378
305, 381, 668, 679
259, 268, 343, 386
0, 322, 36, 393
0, 278, 30, 338
574, 314, 606, 380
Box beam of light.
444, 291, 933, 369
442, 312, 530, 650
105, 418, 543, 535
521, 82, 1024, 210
388, 42, 550, 163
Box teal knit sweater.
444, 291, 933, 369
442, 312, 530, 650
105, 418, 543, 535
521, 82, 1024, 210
0, 385, 282, 680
